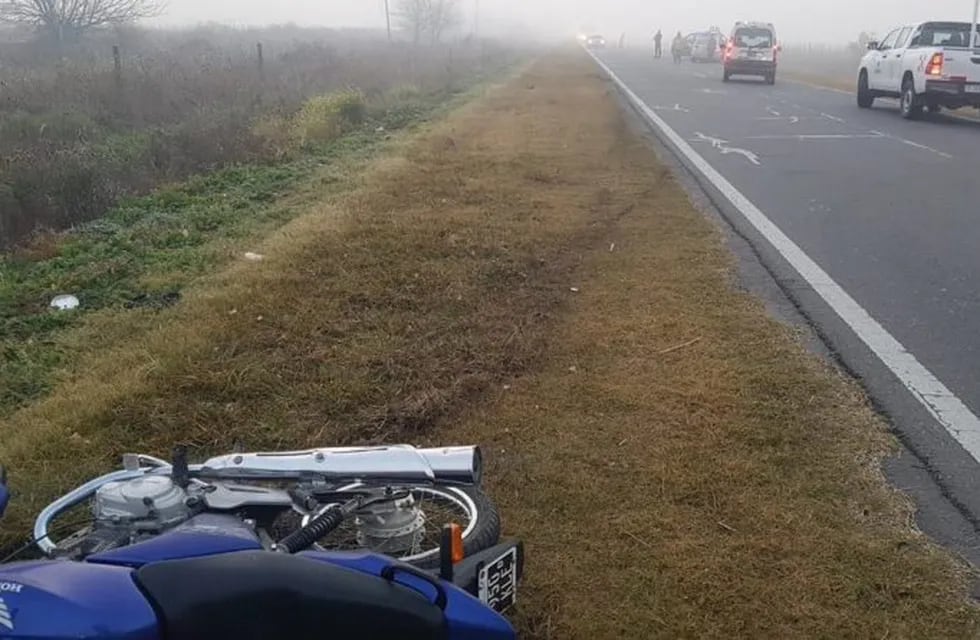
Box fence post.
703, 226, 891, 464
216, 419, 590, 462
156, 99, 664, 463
447, 46, 454, 90
112, 45, 122, 84
256, 42, 264, 80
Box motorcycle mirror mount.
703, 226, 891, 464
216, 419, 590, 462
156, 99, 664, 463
172, 445, 190, 489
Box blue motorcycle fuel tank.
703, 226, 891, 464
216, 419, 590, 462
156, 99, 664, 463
0, 521, 516, 639
0, 561, 159, 639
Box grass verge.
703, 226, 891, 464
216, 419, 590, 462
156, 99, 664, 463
0, 83, 481, 418
1, 50, 978, 637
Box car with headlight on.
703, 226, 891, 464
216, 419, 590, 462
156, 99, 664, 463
722, 21, 779, 84
586, 34, 607, 49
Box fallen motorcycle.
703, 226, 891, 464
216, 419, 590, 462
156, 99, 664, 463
0, 444, 523, 639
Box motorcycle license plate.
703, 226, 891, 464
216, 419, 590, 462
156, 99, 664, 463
478, 547, 518, 612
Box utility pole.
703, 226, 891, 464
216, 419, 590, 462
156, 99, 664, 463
384, 0, 392, 42
973, 0, 979, 51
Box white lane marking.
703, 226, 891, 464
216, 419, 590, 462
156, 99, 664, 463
693, 72, 708, 79
588, 51, 980, 463
692, 132, 761, 165
821, 112, 846, 123
745, 133, 884, 140
869, 130, 954, 159
701, 88, 726, 94
766, 106, 781, 116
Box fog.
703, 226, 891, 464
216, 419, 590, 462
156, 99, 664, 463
153, 0, 979, 44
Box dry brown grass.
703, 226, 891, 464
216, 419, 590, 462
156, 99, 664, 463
1, 50, 979, 638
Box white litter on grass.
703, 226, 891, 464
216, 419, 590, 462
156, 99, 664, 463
50, 294, 79, 311
244, 252, 265, 262
570, 287, 580, 293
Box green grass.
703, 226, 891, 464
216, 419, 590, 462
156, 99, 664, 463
0, 87, 461, 417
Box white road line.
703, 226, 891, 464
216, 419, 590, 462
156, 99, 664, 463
821, 112, 846, 123
588, 51, 980, 463
745, 133, 884, 140
766, 106, 781, 116
693, 72, 708, 79
875, 132, 954, 159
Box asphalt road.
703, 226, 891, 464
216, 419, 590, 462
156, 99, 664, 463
590, 48, 980, 560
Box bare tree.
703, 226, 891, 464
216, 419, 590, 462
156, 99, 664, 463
426, 0, 459, 45
0, 0, 164, 42
395, 0, 426, 45
394, 0, 459, 45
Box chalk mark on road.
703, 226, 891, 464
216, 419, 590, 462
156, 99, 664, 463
755, 116, 800, 124
692, 132, 761, 165
652, 103, 691, 113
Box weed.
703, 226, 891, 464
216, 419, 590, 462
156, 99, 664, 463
0, 80, 477, 418
292, 90, 367, 148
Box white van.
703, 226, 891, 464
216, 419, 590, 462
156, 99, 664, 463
722, 21, 779, 84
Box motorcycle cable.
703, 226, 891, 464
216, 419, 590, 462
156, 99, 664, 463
0, 517, 96, 564
274, 488, 410, 554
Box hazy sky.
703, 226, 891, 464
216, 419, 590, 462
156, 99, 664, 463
153, 1, 980, 44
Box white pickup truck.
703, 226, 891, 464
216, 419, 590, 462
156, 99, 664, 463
857, 21, 980, 119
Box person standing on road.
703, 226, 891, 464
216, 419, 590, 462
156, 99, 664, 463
671, 31, 684, 64
653, 29, 663, 58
